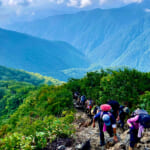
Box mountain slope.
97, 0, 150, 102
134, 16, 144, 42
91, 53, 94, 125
0, 28, 89, 81
5, 0, 148, 53
5, 0, 150, 72
0, 65, 62, 85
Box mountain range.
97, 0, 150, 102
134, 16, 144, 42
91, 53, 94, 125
0, 28, 89, 81
1, 0, 150, 80
4, 0, 150, 71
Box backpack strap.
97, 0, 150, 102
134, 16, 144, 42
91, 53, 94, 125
100, 111, 104, 120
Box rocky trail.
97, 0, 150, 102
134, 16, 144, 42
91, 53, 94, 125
48, 101, 150, 150
72, 100, 150, 150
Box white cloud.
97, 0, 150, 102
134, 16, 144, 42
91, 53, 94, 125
57, 0, 64, 4
0, 0, 144, 8
1, 0, 33, 6
122, 0, 143, 4
80, 0, 92, 8
99, 0, 108, 5
67, 0, 78, 7
67, 0, 92, 8
31, 11, 35, 15
145, 8, 150, 12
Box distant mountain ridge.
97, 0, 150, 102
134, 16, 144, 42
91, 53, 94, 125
5, 0, 150, 72
0, 65, 62, 85
0, 28, 89, 81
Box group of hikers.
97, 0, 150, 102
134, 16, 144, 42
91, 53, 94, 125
73, 92, 150, 150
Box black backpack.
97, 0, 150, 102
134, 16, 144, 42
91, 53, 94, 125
132, 109, 150, 128
107, 100, 120, 113
139, 114, 150, 128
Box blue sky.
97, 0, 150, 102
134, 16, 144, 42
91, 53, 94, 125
0, 0, 145, 25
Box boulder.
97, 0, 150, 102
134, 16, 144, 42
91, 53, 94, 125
114, 142, 126, 150
141, 137, 150, 144
57, 145, 66, 150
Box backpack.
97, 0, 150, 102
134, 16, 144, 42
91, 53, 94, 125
100, 104, 111, 111
123, 106, 129, 114
119, 106, 129, 115
89, 100, 92, 106
134, 109, 148, 116
107, 100, 120, 113
138, 114, 150, 128
81, 95, 86, 102
132, 109, 150, 128
100, 111, 112, 121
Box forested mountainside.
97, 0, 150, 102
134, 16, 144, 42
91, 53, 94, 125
0, 68, 150, 149
0, 65, 61, 85
0, 28, 89, 81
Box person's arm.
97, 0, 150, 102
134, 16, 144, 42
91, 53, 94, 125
93, 112, 100, 128
116, 110, 120, 121
127, 115, 139, 127
93, 118, 96, 128
111, 114, 118, 142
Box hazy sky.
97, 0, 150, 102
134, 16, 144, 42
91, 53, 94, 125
0, 0, 144, 25
0, 0, 143, 10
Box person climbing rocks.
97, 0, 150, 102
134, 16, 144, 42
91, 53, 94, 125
127, 108, 150, 150
93, 104, 118, 147
73, 91, 80, 100
118, 102, 129, 131
85, 98, 93, 115
80, 95, 86, 108
107, 100, 120, 120
91, 105, 100, 116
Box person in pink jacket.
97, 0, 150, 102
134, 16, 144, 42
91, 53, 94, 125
127, 110, 144, 150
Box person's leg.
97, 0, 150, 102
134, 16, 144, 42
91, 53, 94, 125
134, 130, 140, 148
99, 122, 105, 146
129, 128, 137, 149
107, 125, 113, 137
120, 119, 125, 131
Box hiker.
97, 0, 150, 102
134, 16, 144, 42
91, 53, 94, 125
107, 100, 120, 120
73, 91, 80, 100
80, 95, 86, 107
127, 108, 150, 150
85, 98, 93, 115
91, 105, 100, 116
93, 104, 118, 146
118, 102, 129, 131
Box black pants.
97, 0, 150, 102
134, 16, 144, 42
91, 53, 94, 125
130, 128, 140, 148
98, 121, 113, 145
119, 115, 125, 130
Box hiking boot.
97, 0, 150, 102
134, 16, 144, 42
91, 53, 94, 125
100, 142, 105, 146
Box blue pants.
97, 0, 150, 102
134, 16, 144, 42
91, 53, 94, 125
130, 128, 140, 148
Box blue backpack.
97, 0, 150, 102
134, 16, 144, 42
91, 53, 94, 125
81, 95, 86, 102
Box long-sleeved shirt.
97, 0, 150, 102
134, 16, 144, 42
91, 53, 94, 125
127, 115, 139, 129
127, 115, 144, 138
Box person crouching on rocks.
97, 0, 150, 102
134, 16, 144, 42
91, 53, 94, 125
127, 108, 150, 150
93, 104, 118, 147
